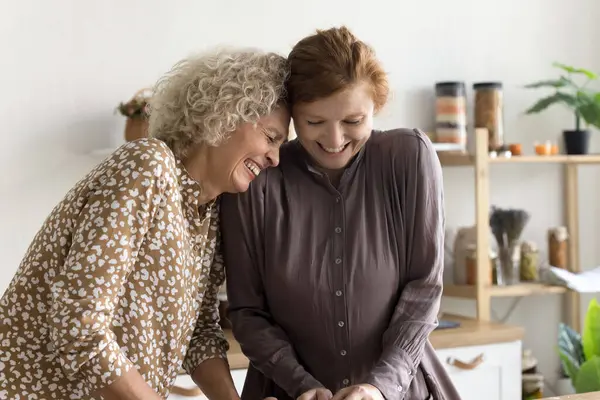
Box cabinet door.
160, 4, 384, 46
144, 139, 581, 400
434, 341, 521, 400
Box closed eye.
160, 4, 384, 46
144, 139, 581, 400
307, 120, 324, 125
344, 119, 362, 125
263, 130, 277, 144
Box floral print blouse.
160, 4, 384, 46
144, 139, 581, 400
0, 138, 228, 399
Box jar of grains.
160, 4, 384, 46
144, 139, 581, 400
435, 82, 468, 150
473, 82, 504, 150
548, 227, 568, 269
520, 241, 539, 281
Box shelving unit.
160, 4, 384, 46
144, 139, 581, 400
438, 128, 599, 332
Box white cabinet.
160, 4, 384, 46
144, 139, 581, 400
434, 340, 522, 400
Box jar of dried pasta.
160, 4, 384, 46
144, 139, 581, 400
548, 227, 568, 269
520, 241, 539, 281
474, 82, 504, 150
435, 82, 468, 149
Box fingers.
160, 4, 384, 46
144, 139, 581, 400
317, 388, 333, 400
264, 398, 278, 400
297, 389, 317, 400
331, 387, 351, 400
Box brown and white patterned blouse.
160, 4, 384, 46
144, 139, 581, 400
0, 138, 228, 399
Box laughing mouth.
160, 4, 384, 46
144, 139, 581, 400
244, 159, 262, 177
318, 142, 349, 154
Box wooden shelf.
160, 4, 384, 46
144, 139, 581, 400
437, 152, 473, 166
436, 128, 583, 332
436, 151, 600, 167
443, 283, 568, 299
490, 154, 600, 164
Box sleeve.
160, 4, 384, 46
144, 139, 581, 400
365, 131, 445, 400
182, 223, 230, 375
220, 178, 324, 399
47, 143, 173, 393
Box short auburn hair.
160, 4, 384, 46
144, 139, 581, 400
287, 26, 389, 111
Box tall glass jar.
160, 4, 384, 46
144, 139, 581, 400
473, 82, 504, 150
435, 82, 468, 150
548, 227, 568, 269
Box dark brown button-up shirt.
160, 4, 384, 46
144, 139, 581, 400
220, 129, 461, 400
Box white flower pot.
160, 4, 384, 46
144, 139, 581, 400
555, 377, 575, 395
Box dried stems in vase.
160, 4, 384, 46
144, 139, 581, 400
489, 206, 531, 285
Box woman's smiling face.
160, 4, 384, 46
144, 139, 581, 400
292, 83, 375, 172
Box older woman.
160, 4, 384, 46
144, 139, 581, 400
0, 48, 289, 400
220, 27, 461, 400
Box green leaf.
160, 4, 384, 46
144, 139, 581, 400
575, 355, 600, 393
583, 298, 600, 361
525, 92, 577, 114
578, 98, 600, 128
524, 77, 573, 89
560, 351, 580, 382
558, 322, 585, 381
553, 62, 598, 80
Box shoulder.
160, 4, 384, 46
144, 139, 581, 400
366, 128, 441, 177
106, 138, 178, 178
367, 128, 434, 157
367, 128, 438, 164
91, 138, 179, 193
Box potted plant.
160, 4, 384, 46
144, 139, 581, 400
557, 297, 600, 393
116, 88, 152, 142
524, 63, 600, 155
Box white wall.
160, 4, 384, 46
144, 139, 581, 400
2, 0, 600, 395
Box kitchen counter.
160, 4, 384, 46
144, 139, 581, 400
224, 315, 524, 370
543, 393, 600, 399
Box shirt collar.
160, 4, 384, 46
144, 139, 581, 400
290, 138, 367, 178
174, 158, 217, 210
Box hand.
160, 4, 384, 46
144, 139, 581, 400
297, 387, 333, 400
331, 384, 384, 400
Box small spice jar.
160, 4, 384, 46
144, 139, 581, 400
520, 241, 539, 281
465, 245, 494, 285
473, 82, 504, 150
435, 82, 468, 149
548, 227, 568, 269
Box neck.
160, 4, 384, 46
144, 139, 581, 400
182, 144, 222, 205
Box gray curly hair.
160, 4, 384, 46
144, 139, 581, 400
148, 47, 289, 158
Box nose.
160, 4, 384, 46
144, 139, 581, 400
266, 147, 280, 167
324, 124, 345, 148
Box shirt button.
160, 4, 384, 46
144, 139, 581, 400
340, 350, 347, 356
335, 290, 343, 297
342, 379, 350, 386
338, 321, 345, 327
397, 385, 403, 391
335, 258, 342, 264
335, 227, 342, 233
336, 197, 341, 203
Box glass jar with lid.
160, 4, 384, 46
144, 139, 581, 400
473, 82, 504, 150
435, 82, 468, 150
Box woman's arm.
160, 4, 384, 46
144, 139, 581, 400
365, 130, 445, 400
183, 226, 239, 400
219, 177, 325, 399
48, 142, 173, 399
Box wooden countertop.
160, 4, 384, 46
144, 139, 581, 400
543, 393, 600, 399
429, 314, 524, 349
225, 315, 524, 370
